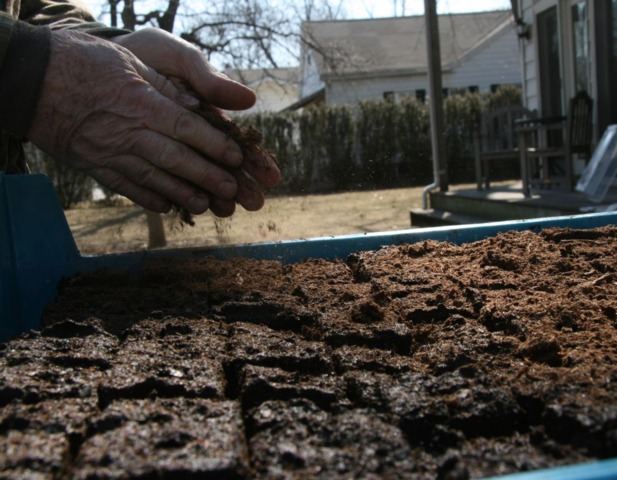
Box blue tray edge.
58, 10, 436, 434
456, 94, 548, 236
79, 211, 617, 271
483, 458, 617, 480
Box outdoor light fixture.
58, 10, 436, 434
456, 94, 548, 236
516, 18, 531, 40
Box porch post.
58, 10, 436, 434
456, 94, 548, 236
424, 0, 448, 192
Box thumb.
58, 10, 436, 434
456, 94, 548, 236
136, 61, 200, 110
188, 64, 257, 111
113, 29, 256, 111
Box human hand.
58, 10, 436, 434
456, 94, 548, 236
28, 30, 246, 215
111, 28, 256, 111
111, 28, 281, 217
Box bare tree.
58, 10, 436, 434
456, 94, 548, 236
108, 0, 186, 248
98, 0, 343, 248
113, 0, 181, 32
103, 0, 344, 70
394, 0, 407, 17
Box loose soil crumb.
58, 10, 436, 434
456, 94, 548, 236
175, 104, 278, 226
2, 227, 617, 479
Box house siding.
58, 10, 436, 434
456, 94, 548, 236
517, 0, 617, 182
522, 41, 538, 112
519, 0, 602, 123
327, 75, 426, 104
520, 0, 539, 112
519, 0, 558, 113
324, 23, 521, 105
445, 25, 522, 91
241, 81, 299, 114
301, 51, 325, 99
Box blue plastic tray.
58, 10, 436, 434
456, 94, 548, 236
3, 172, 617, 341
1, 173, 617, 480
483, 458, 617, 480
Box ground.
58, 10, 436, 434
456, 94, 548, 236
1, 225, 616, 479
64, 185, 440, 254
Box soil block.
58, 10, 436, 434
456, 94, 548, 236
1, 227, 617, 479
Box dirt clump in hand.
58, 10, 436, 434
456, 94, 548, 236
176, 103, 279, 226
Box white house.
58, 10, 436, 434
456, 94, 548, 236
224, 67, 299, 114
296, 10, 522, 107
512, 0, 617, 139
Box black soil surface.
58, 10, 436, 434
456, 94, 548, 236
2, 227, 617, 479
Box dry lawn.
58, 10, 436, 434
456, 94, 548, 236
64, 185, 470, 255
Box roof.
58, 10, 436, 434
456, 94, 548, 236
302, 10, 514, 79
224, 67, 299, 87
282, 87, 325, 111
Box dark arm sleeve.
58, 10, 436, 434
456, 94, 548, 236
20, 0, 130, 37
0, 13, 51, 137
0, 0, 128, 137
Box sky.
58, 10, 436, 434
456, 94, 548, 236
83, 0, 513, 22
81, 0, 513, 68
342, 0, 512, 18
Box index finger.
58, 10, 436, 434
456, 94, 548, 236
136, 62, 244, 168
243, 148, 282, 188
178, 53, 256, 111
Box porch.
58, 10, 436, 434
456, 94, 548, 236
410, 182, 617, 227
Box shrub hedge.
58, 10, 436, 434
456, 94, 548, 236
238, 85, 522, 194
28, 85, 522, 206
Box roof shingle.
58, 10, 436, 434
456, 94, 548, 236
302, 10, 513, 77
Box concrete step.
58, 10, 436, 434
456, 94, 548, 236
408, 184, 617, 228
410, 208, 489, 227
429, 191, 566, 221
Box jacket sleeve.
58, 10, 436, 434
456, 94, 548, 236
0, 12, 51, 137
0, 1, 128, 138
19, 0, 130, 37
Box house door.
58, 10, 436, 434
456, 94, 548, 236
537, 6, 563, 118
594, 0, 617, 134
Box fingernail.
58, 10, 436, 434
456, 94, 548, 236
225, 143, 244, 166
188, 195, 209, 213
217, 180, 237, 199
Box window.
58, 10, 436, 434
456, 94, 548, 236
449, 87, 470, 96
593, 0, 617, 132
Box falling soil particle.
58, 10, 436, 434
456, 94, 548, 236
175, 103, 278, 226
1, 226, 617, 479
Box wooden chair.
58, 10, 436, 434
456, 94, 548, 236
474, 105, 535, 191
516, 91, 593, 197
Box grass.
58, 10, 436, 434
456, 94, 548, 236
64, 184, 476, 255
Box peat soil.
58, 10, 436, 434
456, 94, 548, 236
1, 227, 617, 479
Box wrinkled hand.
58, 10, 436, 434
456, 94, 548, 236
28, 30, 250, 215
112, 28, 281, 217
111, 28, 255, 111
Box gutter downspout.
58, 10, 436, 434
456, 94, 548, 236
422, 0, 448, 210
421, 181, 437, 210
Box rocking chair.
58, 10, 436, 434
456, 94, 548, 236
516, 91, 593, 197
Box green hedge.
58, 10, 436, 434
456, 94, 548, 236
27, 86, 522, 205
238, 85, 522, 194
